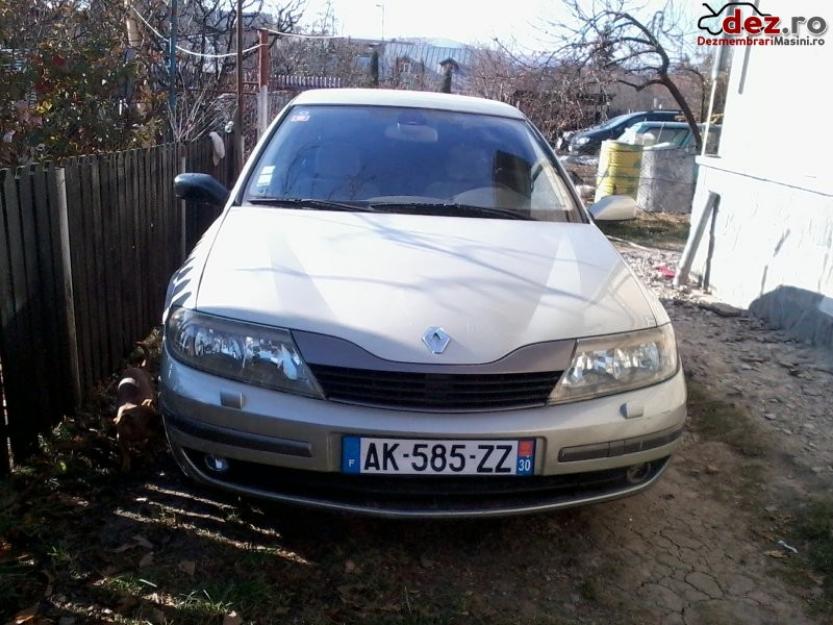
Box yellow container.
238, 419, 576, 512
595, 140, 643, 201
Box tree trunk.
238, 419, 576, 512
370, 49, 379, 87
441, 67, 452, 93
660, 73, 702, 152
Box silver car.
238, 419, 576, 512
163, 89, 686, 518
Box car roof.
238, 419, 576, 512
291, 88, 526, 120
619, 110, 680, 117
634, 121, 690, 128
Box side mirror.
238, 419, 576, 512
588, 195, 638, 221
174, 173, 230, 207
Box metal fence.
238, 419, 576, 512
0, 138, 236, 472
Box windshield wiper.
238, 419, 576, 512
247, 197, 372, 212
368, 201, 532, 221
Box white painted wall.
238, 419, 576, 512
688, 2, 833, 346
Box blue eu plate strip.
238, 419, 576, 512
342, 436, 361, 474
516, 439, 535, 476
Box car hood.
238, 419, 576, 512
194, 207, 660, 364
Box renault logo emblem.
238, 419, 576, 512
422, 327, 451, 354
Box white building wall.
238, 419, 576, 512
689, 3, 833, 346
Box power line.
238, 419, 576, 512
258, 26, 341, 40
130, 4, 341, 60
130, 6, 262, 59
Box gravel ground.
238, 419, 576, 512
619, 241, 833, 476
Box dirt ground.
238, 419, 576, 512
2, 222, 833, 625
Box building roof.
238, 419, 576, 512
378, 40, 474, 73
291, 88, 525, 119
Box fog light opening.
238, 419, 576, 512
626, 462, 651, 485
204, 454, 230, 473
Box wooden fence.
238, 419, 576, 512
0, 138, 236, 473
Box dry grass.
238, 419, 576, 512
686, 382, 772, 459
597, 213, 690, 250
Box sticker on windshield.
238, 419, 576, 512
289, 111, 311, 122
255, 165, 274, 189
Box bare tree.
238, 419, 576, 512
553, 0, 703, 150
132, 0, 304, 142
469, 45, 614, 142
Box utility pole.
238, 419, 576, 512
257, 30, 270, 139
376, 2, 385, 41
702, 41, 726, 156
169, 0, 178, 139
235, 0, 244, 173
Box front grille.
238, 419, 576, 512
308, 365, 562, 411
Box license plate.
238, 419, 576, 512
341, 437, 536, 476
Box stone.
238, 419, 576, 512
685, 571, 723, 598
698, 301, 744, 317
640, 583, 684, 612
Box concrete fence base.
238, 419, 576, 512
637, 147, 696, 214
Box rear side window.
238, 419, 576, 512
648, 112, 679, 122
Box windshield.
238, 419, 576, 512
245, 105, 582, 222
625, 123, 690, 147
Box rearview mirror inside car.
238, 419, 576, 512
174, 173, 230, 207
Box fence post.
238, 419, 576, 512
0, 376, 9, 474
55, 167, 81, 408
675, 192, 720, 288
257, 30, 270, 139
179, 148, 187, 261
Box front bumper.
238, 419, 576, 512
161, 351, 686, 518
568, 141, 598, 155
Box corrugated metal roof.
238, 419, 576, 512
378, 41, 474, 76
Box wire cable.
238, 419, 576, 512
258, 26, 340, 40
130, 6, 262, 58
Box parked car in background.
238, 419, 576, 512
618, 121, 722, 151
165, 89, 686, 518
568, 110, 682, 155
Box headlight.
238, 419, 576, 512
550, 324, 678, 403
165, 307, 323, 398
574, 136, 591, 145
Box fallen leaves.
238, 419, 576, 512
6, 603, 39, 624
177, 560, 196, 576
115, 595, 139, 613
113, 534, 153, 554
223, 611, 242, 625
133, 534, 154, 550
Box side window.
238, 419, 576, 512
618, 118, 637, 133
656, 128, 688, 145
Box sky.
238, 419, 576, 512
292, 0, 696, 50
